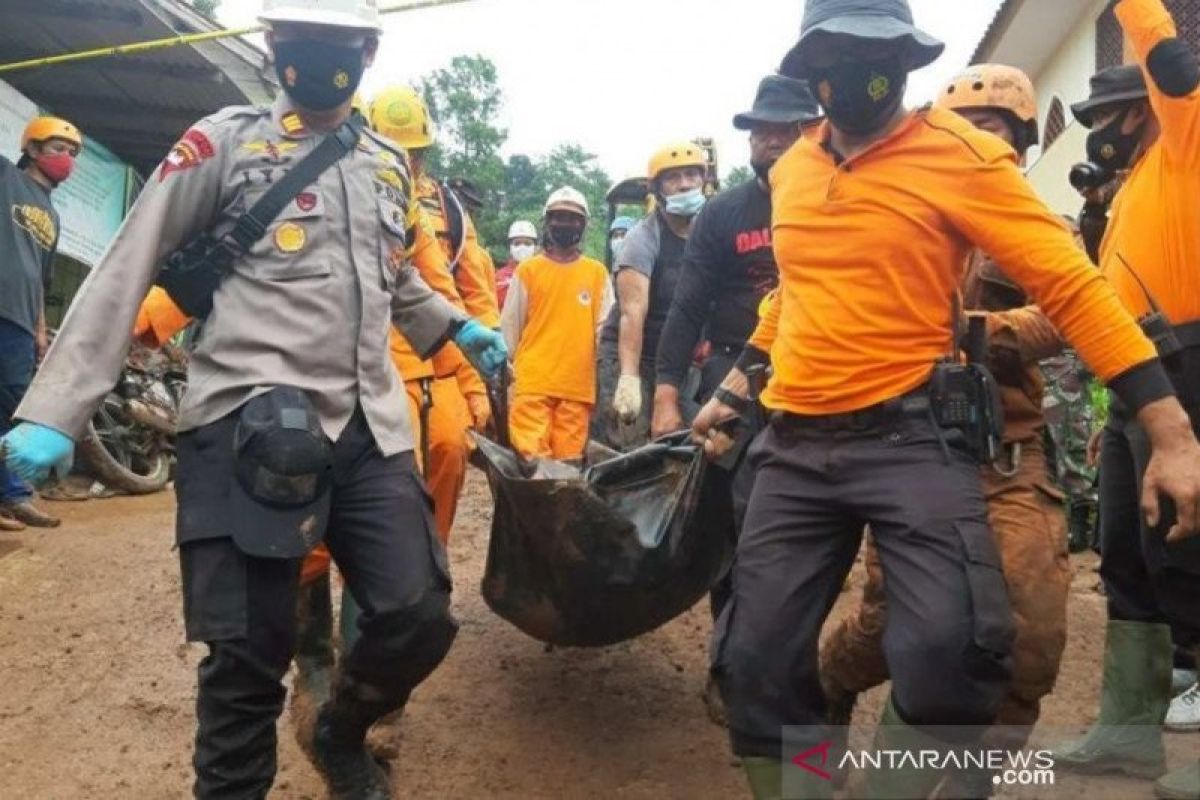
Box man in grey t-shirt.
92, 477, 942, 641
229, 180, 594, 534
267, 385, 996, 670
595, 141, 709, 448
0, 116, 80, 530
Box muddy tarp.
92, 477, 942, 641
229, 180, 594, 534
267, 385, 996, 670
473, 434, 736, 647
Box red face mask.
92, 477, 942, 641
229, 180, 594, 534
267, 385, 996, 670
35, 152, 75, 185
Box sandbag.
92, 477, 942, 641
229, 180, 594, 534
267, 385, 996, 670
473, 433, 735, 647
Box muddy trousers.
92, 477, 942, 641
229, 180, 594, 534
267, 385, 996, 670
822, 441, 1070, 744
176, 411, 457, 799
713, 414, 1014, 758
1099, 386, 1200, 648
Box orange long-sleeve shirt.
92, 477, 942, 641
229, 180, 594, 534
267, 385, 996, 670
1102, 0, 1200, 322
748, 106, 1158, 416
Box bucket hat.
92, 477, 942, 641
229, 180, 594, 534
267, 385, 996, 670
780, 0, 945, 79
733, 75, 823, 130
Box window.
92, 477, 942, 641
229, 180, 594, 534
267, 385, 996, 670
1096, 6, 1123, 70
1167, 0, 1200, 50
1044, 98, 1067, 151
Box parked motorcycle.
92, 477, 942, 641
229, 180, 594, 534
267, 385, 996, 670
75, 341, 187, 495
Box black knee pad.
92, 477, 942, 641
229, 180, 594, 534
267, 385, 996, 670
346, 589, 459, 689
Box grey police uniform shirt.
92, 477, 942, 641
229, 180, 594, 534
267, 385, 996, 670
17, 96, 466, 457
0, 155, 59, 336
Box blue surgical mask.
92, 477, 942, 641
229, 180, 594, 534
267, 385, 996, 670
664, 187, 706, 218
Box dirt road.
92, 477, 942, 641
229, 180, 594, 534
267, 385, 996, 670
0, 474, 1195, 799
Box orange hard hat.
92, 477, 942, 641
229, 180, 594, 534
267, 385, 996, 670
21, 116, 83, 152
647, 141, 707, 184
937, 64, 1039, 150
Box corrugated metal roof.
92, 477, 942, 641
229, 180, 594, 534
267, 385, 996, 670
0, 0, 276, 173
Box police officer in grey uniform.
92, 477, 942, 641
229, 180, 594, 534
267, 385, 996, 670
0, 2, 509, 798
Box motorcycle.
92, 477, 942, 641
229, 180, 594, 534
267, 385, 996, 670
75, 340, 187, 495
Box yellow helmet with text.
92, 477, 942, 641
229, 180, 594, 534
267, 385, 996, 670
937, 64, 1039, 152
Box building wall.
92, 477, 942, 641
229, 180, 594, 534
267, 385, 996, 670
1022, 0, 1200, 214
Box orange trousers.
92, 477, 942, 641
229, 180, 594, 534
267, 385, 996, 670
299, 375, 472, 585
508, 394, 591, 461
821, 441, 1070, 740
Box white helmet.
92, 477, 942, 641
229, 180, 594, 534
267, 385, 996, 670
508, 220, 538, 241
543, 186, 590, 219
260, 0, 383, 32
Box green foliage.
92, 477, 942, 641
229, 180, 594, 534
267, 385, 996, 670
415, 55, 613, 262
724, 165, 755, 188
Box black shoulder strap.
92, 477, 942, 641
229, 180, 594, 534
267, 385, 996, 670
440, 180, 467, 271
225, 113, 366, 252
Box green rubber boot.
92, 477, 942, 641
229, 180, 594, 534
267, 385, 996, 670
1155, 762, 1200, 800
1053, 619, 1171, 779
743, 756, 834, 800
339, 586, 363, 652
864, 697, 949, 800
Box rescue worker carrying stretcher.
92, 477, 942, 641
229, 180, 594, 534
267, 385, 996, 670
0, 1, 510, 797
818, 63, 1074, 797
596, 141, 709, 449
691, 0, 1200, 797
1048, 2, 1200, 797
501, 187, 614, 462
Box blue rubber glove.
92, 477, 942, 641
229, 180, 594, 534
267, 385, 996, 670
1, 423, 75, 485
454, 319, 509, 380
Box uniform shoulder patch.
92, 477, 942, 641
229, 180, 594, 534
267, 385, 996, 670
159, 127, 217, 182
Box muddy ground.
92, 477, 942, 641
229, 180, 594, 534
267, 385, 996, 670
0, 473, 1195, 799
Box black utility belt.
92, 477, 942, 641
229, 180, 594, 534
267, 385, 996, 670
770, 388, 931, 434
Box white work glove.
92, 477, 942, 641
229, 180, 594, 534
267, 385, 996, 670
613, 374, 643, 424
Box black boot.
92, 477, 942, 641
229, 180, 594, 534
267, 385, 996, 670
311, 674, 407, 800
1067, 501, 1096, 554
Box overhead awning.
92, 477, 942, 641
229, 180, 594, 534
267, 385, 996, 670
0, 0, 276, 175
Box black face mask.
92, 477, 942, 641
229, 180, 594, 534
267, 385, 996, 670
810, 57, 907, 135
273, 39, 365, 112
1086, 105, 1144, 175
545, 224, 584, 250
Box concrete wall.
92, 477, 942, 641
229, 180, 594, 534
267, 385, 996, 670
1022, 0, 1109, 214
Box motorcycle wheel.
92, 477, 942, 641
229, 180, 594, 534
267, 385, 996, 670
77, 397, 171, 496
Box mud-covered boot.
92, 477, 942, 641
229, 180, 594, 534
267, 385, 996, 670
291, 573, 336, 762
1053, 620, 1171, 779
311, 675, 405, 800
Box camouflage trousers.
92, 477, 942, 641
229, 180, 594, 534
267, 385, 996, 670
1041, 352, 1098, 550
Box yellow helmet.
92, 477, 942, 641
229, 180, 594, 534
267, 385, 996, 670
369, 85, 435, 150
21, 116, 83, 152
647, 141, 707, 184
937, 64, 1039, 151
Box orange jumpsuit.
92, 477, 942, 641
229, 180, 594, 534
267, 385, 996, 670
412, 173, 499, 538
500, 253, 614, 460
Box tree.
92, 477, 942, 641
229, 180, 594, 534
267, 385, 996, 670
192, 0, 220, 16
414, 55, 614, 262
723, 165, 755, 188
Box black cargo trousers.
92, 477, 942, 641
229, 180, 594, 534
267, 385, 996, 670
175, 407, 456, 799
1098, 346, 1200, 646
713, 404, 1015, 758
